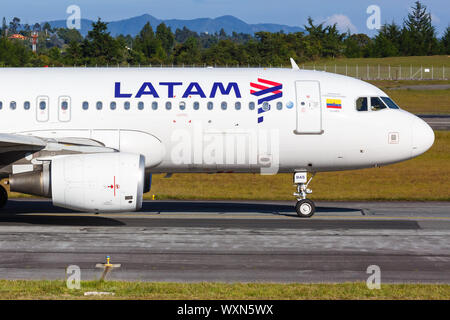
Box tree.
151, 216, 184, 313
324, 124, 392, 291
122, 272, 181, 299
441, 27, 450, 54
344, 33, 371, 58
219, 28, 227, 40
321, 24, 345, 58
9, 17, 20, 34
134, 22, 166, 63
303, 17, 345, 59
371, 22, 402, 57
253, 32, 291, 65
135, 23, 155, 56
402, 1, 438, 55
1, 17, 7, 37
42, 22, 52, 35
175, 27, 198, 43
57, 28, 83, 44
156, 23, 174, 57
33, 23, 41, 32
65, 40, 83, 65
81, 18, 123, 65
0, 37, 31, 66
172, 36, 201, 65
48, 46, 61, 63
204, 39, 247, 65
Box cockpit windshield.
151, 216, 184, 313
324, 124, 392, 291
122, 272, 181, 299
370, 97, 387, 111
356, 96, 400, 112
381, 97, 400, 109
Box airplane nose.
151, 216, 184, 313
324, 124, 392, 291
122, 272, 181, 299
411, 117, 435, 157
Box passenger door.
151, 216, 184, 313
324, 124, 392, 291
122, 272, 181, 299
294, 81, 323, 134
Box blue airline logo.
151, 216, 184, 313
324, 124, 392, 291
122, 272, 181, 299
115, 82, 242, 99
250, 78, 283, 123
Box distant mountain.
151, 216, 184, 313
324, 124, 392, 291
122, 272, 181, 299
44, 14, 305, 37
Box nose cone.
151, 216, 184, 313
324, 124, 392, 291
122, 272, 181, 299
412, 117, 434, 157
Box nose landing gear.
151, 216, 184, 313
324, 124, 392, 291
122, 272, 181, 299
293, 172, 315, 218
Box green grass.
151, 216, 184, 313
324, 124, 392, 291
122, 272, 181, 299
369, 79, 450, 88
302, 55, 450, 68
365, 80, 450, 114
144, 131, 450, 201
0, 280, 448, 300
385, 89, 450, 114
296, 56, 450, 80
369, 80, 450, 114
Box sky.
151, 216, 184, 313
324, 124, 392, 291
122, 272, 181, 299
2, 0, 449, 36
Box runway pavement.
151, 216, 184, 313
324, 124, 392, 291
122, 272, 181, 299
419, 114, 450, 130
0, 199, 449, 283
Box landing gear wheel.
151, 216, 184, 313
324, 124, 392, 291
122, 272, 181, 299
295, 199, 315, 218
0, 185, 8, 209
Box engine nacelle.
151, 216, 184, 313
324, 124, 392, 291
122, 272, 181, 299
10, 153, 145, 212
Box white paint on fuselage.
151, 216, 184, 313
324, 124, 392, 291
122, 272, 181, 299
0, 68, 434, 173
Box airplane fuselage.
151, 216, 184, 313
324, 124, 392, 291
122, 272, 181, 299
0, 67, 434, 175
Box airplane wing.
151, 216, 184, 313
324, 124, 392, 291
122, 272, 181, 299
0, 133, 117, 171
0, 133, 47, 166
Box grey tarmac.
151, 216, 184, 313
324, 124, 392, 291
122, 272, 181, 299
0, 199, 449, 283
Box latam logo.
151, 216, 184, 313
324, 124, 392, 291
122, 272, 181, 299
250, 78, 283, 123
115, 82, 242, 99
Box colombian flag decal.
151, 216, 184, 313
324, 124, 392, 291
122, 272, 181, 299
326, 99, 342, 109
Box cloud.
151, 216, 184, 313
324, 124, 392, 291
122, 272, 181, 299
430, 13, 440, 24
323, 14, 357, 34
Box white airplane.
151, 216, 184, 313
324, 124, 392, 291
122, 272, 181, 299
0, 59, 434, 217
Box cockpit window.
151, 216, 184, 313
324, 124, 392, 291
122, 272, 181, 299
356, 97, 368, 111
381, 97, 400, 109
370, 97, 387, 111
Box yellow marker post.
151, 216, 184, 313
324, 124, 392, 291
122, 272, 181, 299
95, 256, 121, 281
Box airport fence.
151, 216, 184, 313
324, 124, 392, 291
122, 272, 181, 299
299, 64, 449, 81
7, 63, 449, 80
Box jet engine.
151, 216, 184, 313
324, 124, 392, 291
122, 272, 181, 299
9, 153, 145, 212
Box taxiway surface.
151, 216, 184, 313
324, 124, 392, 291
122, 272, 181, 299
0, 200, 449, 283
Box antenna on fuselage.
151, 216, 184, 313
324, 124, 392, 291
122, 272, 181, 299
290, 58, 299, 70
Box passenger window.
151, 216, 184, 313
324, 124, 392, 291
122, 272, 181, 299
235, 102, 241, 110
124, 101, 130, 110
152, 102, 158, 110
221, 102, 227, 110
24, 101, 31, 110
0, 102, 2, 110
179, 101, 186, 110
96, 101, 103, 110
356, 97, 368, 111
110, 102, 116, 110
10, 101, 16, 110
276, 102, 282, 110
262, 101, 270, 111
249, 102, 255, 110
39, 101, 46, 110
370, 97, 387, 111
165, 101, 172, 110
82, 101, 89, 110
58, 97, 71, 122
193, 102, 200, 110
207, 102, 213, 110
138, 101, 144, 110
